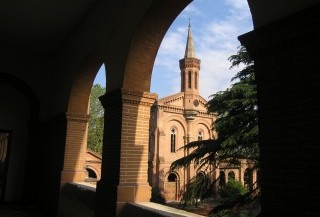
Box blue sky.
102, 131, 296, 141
94, 0, 253, 100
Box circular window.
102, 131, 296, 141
193, 99, 199, 107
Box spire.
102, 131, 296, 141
184, 19, 196, 58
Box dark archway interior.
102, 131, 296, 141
86, 168, 98, 179
168, 173, 177, 182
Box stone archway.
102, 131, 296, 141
61, 52, 103, 184
0, 73, 39, 202
95, 2, 193, 216
165, 172, 180, 201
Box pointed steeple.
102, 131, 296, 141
184, 20, 196, 58
179, 19, 201, 96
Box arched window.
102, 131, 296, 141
198, 130, 203, 141
188, 71, 192, 88
170, 128, 176, 153
196, 171, 205, 181
228, 171, 235, 181
195, 72, 197, 89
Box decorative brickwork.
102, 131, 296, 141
95, 89, 157, 217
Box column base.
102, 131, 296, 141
95, 181, 151, 217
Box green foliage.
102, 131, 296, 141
210, 210, 233, 217
209, 46, 258, 164
87, 84, 105, 154
219, 180, 248, 201
180, 173, 216, 207
150, 187, 166, 204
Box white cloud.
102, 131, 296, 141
225, 0, 250, 10
182, 4, 201, 15
151, 0, 253, 99
157, 29, 185, 56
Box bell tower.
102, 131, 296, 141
179, 21, 201, 118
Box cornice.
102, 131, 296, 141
122, 89, 157, 107
66, 113, 90, 123
179, 58, 201, 70
99, 88, 157, 107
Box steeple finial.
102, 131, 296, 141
184, 19, 196, 58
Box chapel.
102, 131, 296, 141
149, 24, 257, 201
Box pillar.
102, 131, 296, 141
61, 113, 89, 183
95, 89, 157, 217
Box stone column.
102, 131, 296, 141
239, 161, 245, 186
61, 113, 89, 183
95, 89, 157, 217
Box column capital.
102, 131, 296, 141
122, 89, 157, 106
65, 112, 90, 123
99, 88, 158, 108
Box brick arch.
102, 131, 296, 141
122, 0, 192, 92
61, 51, 104, 184
164, 170, 181, 201
0, 72, 39, 123
192, 120, 213, 139
86, 165, 101, 180
192, 119, 212, 130
162, 115, 188, 136
165, 171, 181, 182
67, 52, 103, 115
0, 72, 40, 200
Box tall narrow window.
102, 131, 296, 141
188, 71, 192, 89
170, 128, 176, 153
198, 131, 203, 141
195, 72, 198, 89
181, 72, 185, 90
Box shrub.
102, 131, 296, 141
219, 180, 248, 200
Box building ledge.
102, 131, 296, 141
60, 183, 205, 217
121, 202, 205, 217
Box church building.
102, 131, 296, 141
148, 24, 216, 201
148, 24, 257, 201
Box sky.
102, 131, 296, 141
94, 0, 253, 100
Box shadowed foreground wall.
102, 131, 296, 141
240, 4, 320, 216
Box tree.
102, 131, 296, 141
209, 45, 259, 165
170, 46, 260, 212
87, 84, 105, 154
